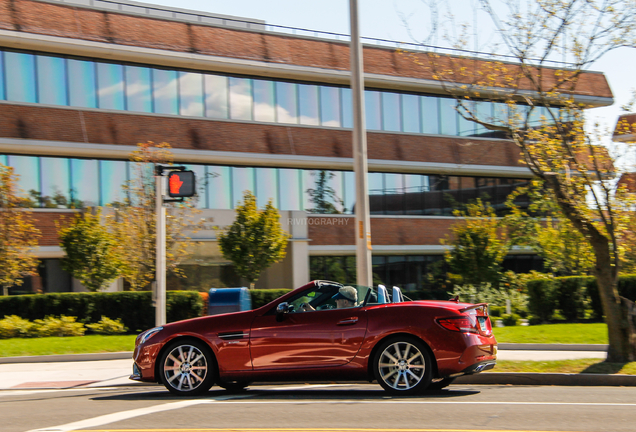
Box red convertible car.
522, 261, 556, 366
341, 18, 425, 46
131, 281, 497, 395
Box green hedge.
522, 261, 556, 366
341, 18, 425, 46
249, 289, 291, 308
526, 275, 636, 322
0, 291, 203, 333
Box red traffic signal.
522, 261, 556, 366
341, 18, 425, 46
167, 170, 196, 198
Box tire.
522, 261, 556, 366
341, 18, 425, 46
373, 336, 432, 395
427, 377, 456, 391
218, 381, 252, 392
159, 339, 216, 396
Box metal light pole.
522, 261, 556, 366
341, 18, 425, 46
349, 0, 373, 287
155, 171, 166, 326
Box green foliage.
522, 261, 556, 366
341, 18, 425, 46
34, 315, 86, 337
443, 199, 509, 286
0, 291, 203, 333
501, 313, 521, 326
0, 315, 38, 338
306, 170, 343, 214
504, 180, 595, 276
249, 289, 291, 308
58, 208, 123, 291
449, 282, 528, 316
86, 316, 127, 335
218, 191, 290, 288
526, 277, 558, 323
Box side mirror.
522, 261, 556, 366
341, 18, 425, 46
276, 302, 291, 321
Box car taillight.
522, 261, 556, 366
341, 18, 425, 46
437, 316, 479, 334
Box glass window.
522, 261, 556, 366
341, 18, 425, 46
298, 84, 319, 125
279, 168, 301, 211
365, 90, 381, 131
404, 174, 423, 215
342, 171, 355, 214
229, 77, 252, 121
7, 155, 39, 200
372, 255, 387, 286
458, 100, 475, 137
41, 157, 71, 207
68, 59, 97, 108
181, 164, 206, 208
384, 173, 404, 215
232, 167, 255, 206
125, 66, 152, 113
329, 171, 344, 214
207, 166, 232, 210
493, 102, 509, 128
204, 74, 229, 119
70, 158, 98, 207
421, 96, 439, 134
256, 167, 278, 208
382, 92, 401, 132
320, 86, 341, 127
473, 101, 492, 136
341, 88, 353, 128
97, 62, 125, 110
276, 81, 298, 124
99, 159, 127, 205
253, 79, 275, 122
5, 51, 36, 103
37, 55, 67, 106
368, 172, 384, 214
178, 71, 204, 117
0, 52, 4, 100
0, 155, 6, 165
304, 170, 345, 214
401, 94, 421, 133
439, 97, 458, 136
152, 69, 178, 115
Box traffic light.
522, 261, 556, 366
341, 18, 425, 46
167, 170, 196, 198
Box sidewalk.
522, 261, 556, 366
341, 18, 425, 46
0, 344, 634, 390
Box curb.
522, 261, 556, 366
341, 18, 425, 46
456, 372, 636, 386
0, 352, 132, 364
499, 343, 608, 352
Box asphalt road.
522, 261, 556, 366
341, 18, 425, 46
3, 383, 636, 432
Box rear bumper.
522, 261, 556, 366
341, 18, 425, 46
459, 359, 497, 375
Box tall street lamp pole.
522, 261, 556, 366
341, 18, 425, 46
349, 0, 373, 287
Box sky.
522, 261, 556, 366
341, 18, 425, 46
145, 0, 634, 144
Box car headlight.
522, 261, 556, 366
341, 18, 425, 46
138, 326, 163, 345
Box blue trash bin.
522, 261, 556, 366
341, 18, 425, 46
208, 287, 252, 316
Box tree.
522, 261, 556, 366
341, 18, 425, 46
105, 142, 199, 291
57, 208, 123, 292
0, 165, 41, 295
443, 199, 509, 287
306, 170, 343, 214
505, 180, 595, 276
419, 0, 636, 361
218, 191, 289, 289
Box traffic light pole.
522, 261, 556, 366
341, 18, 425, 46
155, 172, 167, 327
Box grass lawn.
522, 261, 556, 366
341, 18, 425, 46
493, 323, 608, 344
0, 335, 137, 358
490, 359, 636, 375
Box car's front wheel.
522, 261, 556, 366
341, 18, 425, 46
159, 339, 215, 396
373, 336, 432, 395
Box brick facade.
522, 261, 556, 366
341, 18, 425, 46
28, 210, 77, 246
0, 0, 612, 99
308, 216, 455, 246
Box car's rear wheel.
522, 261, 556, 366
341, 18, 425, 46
159, 339, 215, 396
373, 336, 432, 395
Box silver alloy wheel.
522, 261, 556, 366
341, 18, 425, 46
162, 344, 208, 393
377, 341, 426, 391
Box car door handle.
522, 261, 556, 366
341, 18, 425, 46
337, 317, 358, 325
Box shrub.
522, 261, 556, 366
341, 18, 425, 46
556, 277, 589, 321
489, 305, 505, 317
249, 289, 291, 309
526, 277, 557, 323
86, 316, 127, 335
502, 313, 521, 326
448, 282, 528, 315
34, 315, 86, 337
0, 315, 38, 339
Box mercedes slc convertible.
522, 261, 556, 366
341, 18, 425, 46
131, 281, 497, 395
